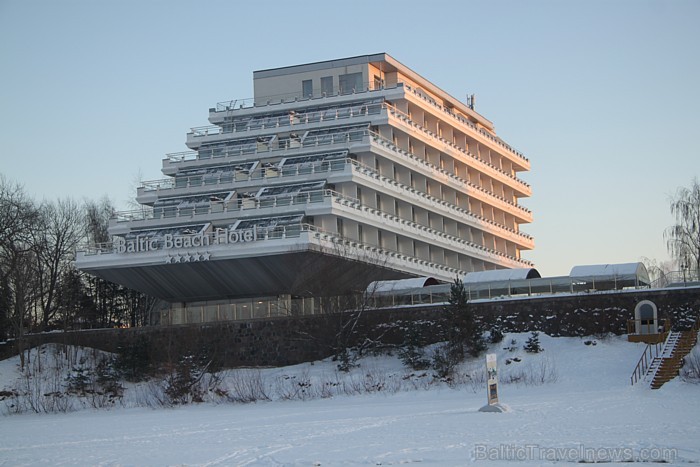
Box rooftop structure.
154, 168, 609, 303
76, 53, 534, 311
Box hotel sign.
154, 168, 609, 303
113, 228, 257, 254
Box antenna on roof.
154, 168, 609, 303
466, 94, 476, 110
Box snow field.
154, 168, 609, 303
0, 333, 698, 466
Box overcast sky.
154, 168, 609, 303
1, 0, 698, 276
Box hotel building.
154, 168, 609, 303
76, 53, 534, 321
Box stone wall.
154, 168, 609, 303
2, 287, 699, 367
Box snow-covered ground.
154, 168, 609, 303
0, 333, 698, 466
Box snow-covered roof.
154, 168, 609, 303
462, 268, 541, 283
367, 277, 439, 294
569, 262, 650, 283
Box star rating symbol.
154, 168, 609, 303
165, 251, 211, 264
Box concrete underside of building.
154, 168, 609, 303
81, 247, 412, 301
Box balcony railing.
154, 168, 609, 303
140, 157, 532, 248
169, 127, 368, 163
162, 129, 530, 224
141, 157, 349, 192
369, 132, 532, 219
213, 81, 403, 112
349, 162, 533, 245
401, 82, 528, 164
330, 191, 530, 266
192, 101, 384, 138
209, 80, 527, 164
112, 183, 530, 266
114, 188, 337, 223
386, 104, 530, 191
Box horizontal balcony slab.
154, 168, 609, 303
76, 229, 472, 301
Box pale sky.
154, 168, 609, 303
1, 0, 698, 277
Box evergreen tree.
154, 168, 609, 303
398, 320, 430, 370
434, 279, 486, 376
524, 331, 543, 353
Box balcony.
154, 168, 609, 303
170, 127, 369, 166
369, 132, 533, 224
329, 192, 532, 268
386, 104, 531, 197
141, 154, 350, 197
349, 163, 534, 250
401, 82, 529, 168
192, 101, 385, 144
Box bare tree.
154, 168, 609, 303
665, 177, 700, 278
33, 198, 85, 329
0, 174, 41, 367
640, 256, 675, 287
84, 196, 113, 245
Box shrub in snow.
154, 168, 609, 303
524, 331, 543, 353
489, 326, 504, 344
680, 347, 700, 383
164, 355, 212, 405
431, 342, 463, 379
502, 357, 558, 386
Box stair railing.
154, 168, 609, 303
630, 341, 662, 385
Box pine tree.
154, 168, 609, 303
524, 331, 543, 353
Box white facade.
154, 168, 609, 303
76, 53, 534, 304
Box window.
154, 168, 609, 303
336, 217, 344, 236
373, 75, 382, 90
357, 224, 363, 241
321, 76, 333, 96
339, 72, 362, 94
302, 80, 312, 98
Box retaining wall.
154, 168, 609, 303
2, 287, 698, 367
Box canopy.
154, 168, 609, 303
367, 277, 439, 294
569, 262, 650, 286
463, 268, 541, 283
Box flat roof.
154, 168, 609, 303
253, 53, 494, 131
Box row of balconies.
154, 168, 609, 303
138, 156, 531, 249
189, 100, 384, 142
209, 81, 528, 169
368, 133, 533, 223
349, 163, 533, 249
112, 186, 528, 267
188, 99, 529, 199
175, 126, 368, 164
165, 129, 531, 224
328, 194, 527, 267
386, 105, 530, 196
401, 82, 529, 166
